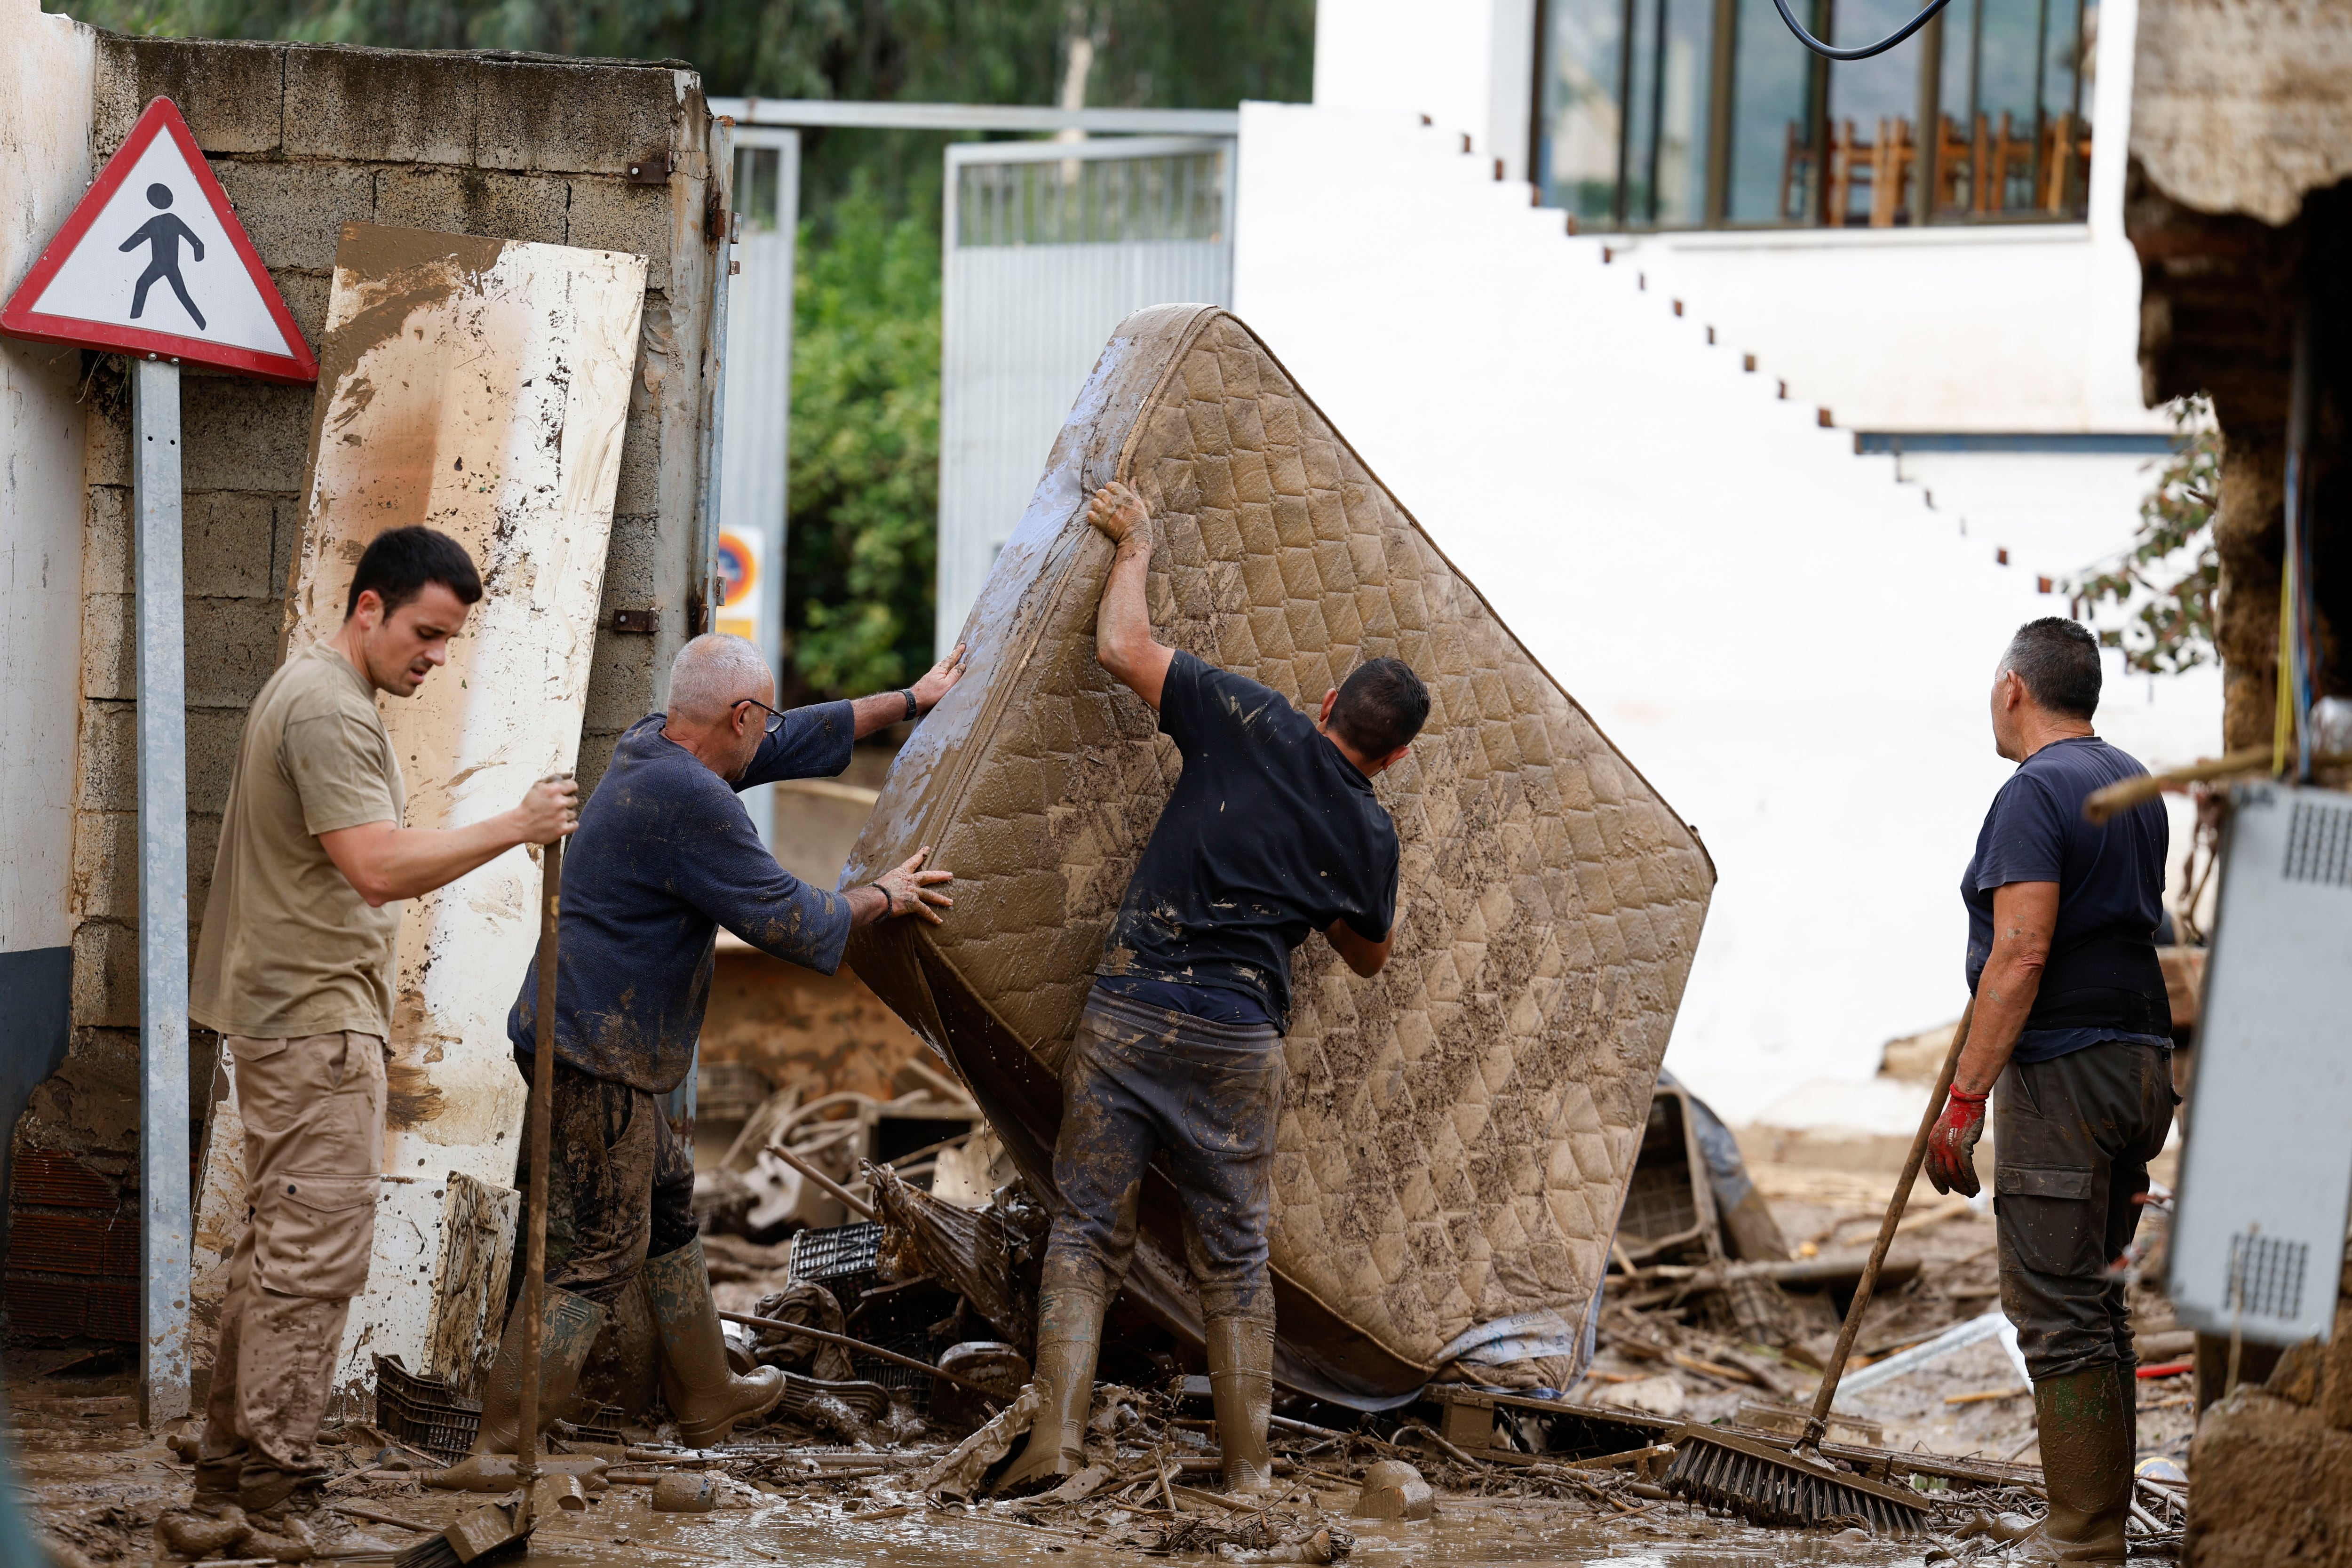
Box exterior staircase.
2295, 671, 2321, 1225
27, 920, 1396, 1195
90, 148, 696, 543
1232, 102, 2072, 1117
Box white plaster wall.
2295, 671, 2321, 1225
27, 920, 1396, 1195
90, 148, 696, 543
1315, 0, 1538, 181
1232, 102, 2218, 1123
1604, 225, 2162, 434
0, 0, 95, 956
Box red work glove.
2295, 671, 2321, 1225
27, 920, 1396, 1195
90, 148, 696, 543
1923, 1086, 1989, 1198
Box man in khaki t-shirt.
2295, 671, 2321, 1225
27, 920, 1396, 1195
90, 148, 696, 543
183, 525, 574, 1522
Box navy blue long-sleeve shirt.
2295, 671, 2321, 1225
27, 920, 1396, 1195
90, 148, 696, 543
507, 703, 858, 1093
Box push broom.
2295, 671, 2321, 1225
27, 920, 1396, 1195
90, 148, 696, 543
1661, 997, 1981, 1534
397, 834, 567, 1568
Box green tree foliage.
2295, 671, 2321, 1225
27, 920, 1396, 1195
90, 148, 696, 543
786, 175, 939, 697
49, 0, 1314, 696
2068, 397, 2221, 675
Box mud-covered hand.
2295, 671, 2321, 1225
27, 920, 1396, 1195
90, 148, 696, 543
1923, 1086, 1988, 1198
910, 644, 969, 715
514, 773, 580, 844
874, 846, 955, 925
1086, 481, 1152, 549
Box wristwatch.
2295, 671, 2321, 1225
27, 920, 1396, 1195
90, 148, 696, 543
900, 688, 918, 721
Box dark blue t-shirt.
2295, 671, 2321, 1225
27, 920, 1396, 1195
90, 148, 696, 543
1095, 652, 1401, 1034
508, 704, 859, 1093
1962, 735, 2173, 1065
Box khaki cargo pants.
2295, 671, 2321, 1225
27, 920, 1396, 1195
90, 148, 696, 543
198, 1031, 385, 1508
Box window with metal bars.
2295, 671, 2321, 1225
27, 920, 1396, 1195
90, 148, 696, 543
956, 151, 1227, 248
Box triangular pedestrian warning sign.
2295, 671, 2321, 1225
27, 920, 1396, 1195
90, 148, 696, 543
1, 97, 317, 384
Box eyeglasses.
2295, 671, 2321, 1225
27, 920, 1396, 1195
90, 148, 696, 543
735, 696, 786, 736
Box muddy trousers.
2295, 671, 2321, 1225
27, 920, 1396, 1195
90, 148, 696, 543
1042, 993, 1285, 1330
519, 1051, 697, 1310
199, 1032, 387, 1510
1995, 1040, 2177, 1383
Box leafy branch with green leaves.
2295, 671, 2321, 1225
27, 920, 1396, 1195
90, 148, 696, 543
2066, 397, 2219, 676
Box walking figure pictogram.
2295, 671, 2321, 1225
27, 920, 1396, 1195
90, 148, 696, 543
121, 183, 205, 331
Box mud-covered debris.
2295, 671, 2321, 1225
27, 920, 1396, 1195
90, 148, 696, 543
915, 1381, 1041, 1497
416, 1453, 609, 1491
867, 1162, 1045, 1349
1353, 1460, 1434, 1520
747, 1281, 857, 1381
931, 1341, 1030, 1427
1160, 1508, 1353, 1561
156, 1504, 248, 1557
651, 1472, 718, 1512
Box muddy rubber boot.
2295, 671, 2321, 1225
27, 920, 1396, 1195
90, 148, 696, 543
2018, 1364, 2132, 1562
1206, 1312, 1276, 1495
191, 1448, 246, 1507
473, 1286, 607, 1453
997, 1263, 1108, 1492
644, 1237, 785, 1446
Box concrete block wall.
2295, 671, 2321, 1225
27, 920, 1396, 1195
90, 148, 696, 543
7, 36, 721, 1344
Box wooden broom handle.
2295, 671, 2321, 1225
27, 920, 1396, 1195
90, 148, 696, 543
1801, 993, 1976, 1452
2082, 746, 2275, 823
518, 836, 563, 1519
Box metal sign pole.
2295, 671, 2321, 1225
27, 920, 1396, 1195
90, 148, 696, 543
133, 355, 191, 1425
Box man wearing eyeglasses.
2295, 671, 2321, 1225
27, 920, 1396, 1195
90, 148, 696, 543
489, 632, 963, 1450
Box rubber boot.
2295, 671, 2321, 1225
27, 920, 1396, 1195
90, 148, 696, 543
192, 1449, 246, 1507
2018, 1364, 2132, 1562
644, 1238, 785, 1446
997, 1259, 1108, 1491
1205, 1312, 1276, 1495
474, 1287, 608, 1453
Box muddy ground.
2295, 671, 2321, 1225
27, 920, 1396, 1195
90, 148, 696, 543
1618, 1192, 2195, 1470
4, 1362, 1973, 1568
10, 1160, 2198, 1567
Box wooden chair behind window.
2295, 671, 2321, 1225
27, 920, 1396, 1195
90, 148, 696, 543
1934, 114, 1973, 213
1779, 120, 1818, 221
2041, 112, 2092, 213
1982, 111, 2035, 213
1826, 119, 1875, 227
1869, 117, 1915, 226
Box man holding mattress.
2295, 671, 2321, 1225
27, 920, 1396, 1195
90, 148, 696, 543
485, 631, 963, 1453
1001, 480, 1429, 1495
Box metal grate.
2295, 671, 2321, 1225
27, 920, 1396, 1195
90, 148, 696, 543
2282, 799, 2352, 886
2226, 1233, 2308, 1321
957, 152, 1225, 247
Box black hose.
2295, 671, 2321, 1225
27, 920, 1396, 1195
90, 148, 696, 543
1768, 0, 1956, 60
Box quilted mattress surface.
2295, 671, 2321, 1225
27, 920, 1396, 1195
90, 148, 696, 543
845, 305, 1714, 1403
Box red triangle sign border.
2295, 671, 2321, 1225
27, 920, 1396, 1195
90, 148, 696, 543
0, 96, 319, 386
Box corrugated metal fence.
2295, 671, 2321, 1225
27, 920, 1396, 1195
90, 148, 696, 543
937, 135, 1235, 651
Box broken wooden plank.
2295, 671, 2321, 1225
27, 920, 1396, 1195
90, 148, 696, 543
190, 224, 648, 1403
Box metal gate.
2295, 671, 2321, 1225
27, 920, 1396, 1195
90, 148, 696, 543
936, 135, 1235, 650
719, 126, 798, 847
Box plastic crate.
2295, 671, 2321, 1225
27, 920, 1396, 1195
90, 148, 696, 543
1615, 1087, 1716, 1266
374, 1353, 625, 1459
847, 1281, 960, 1416
852, 1332, 936, 1413
374, 1354, 480, 1461
787, 1221, 883, 1285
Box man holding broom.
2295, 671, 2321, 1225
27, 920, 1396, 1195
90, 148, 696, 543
1926, 616, 2176, 1564
181, 525, 578, 1531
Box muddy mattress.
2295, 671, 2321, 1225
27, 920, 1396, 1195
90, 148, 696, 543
844, 305, 1714, 1407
